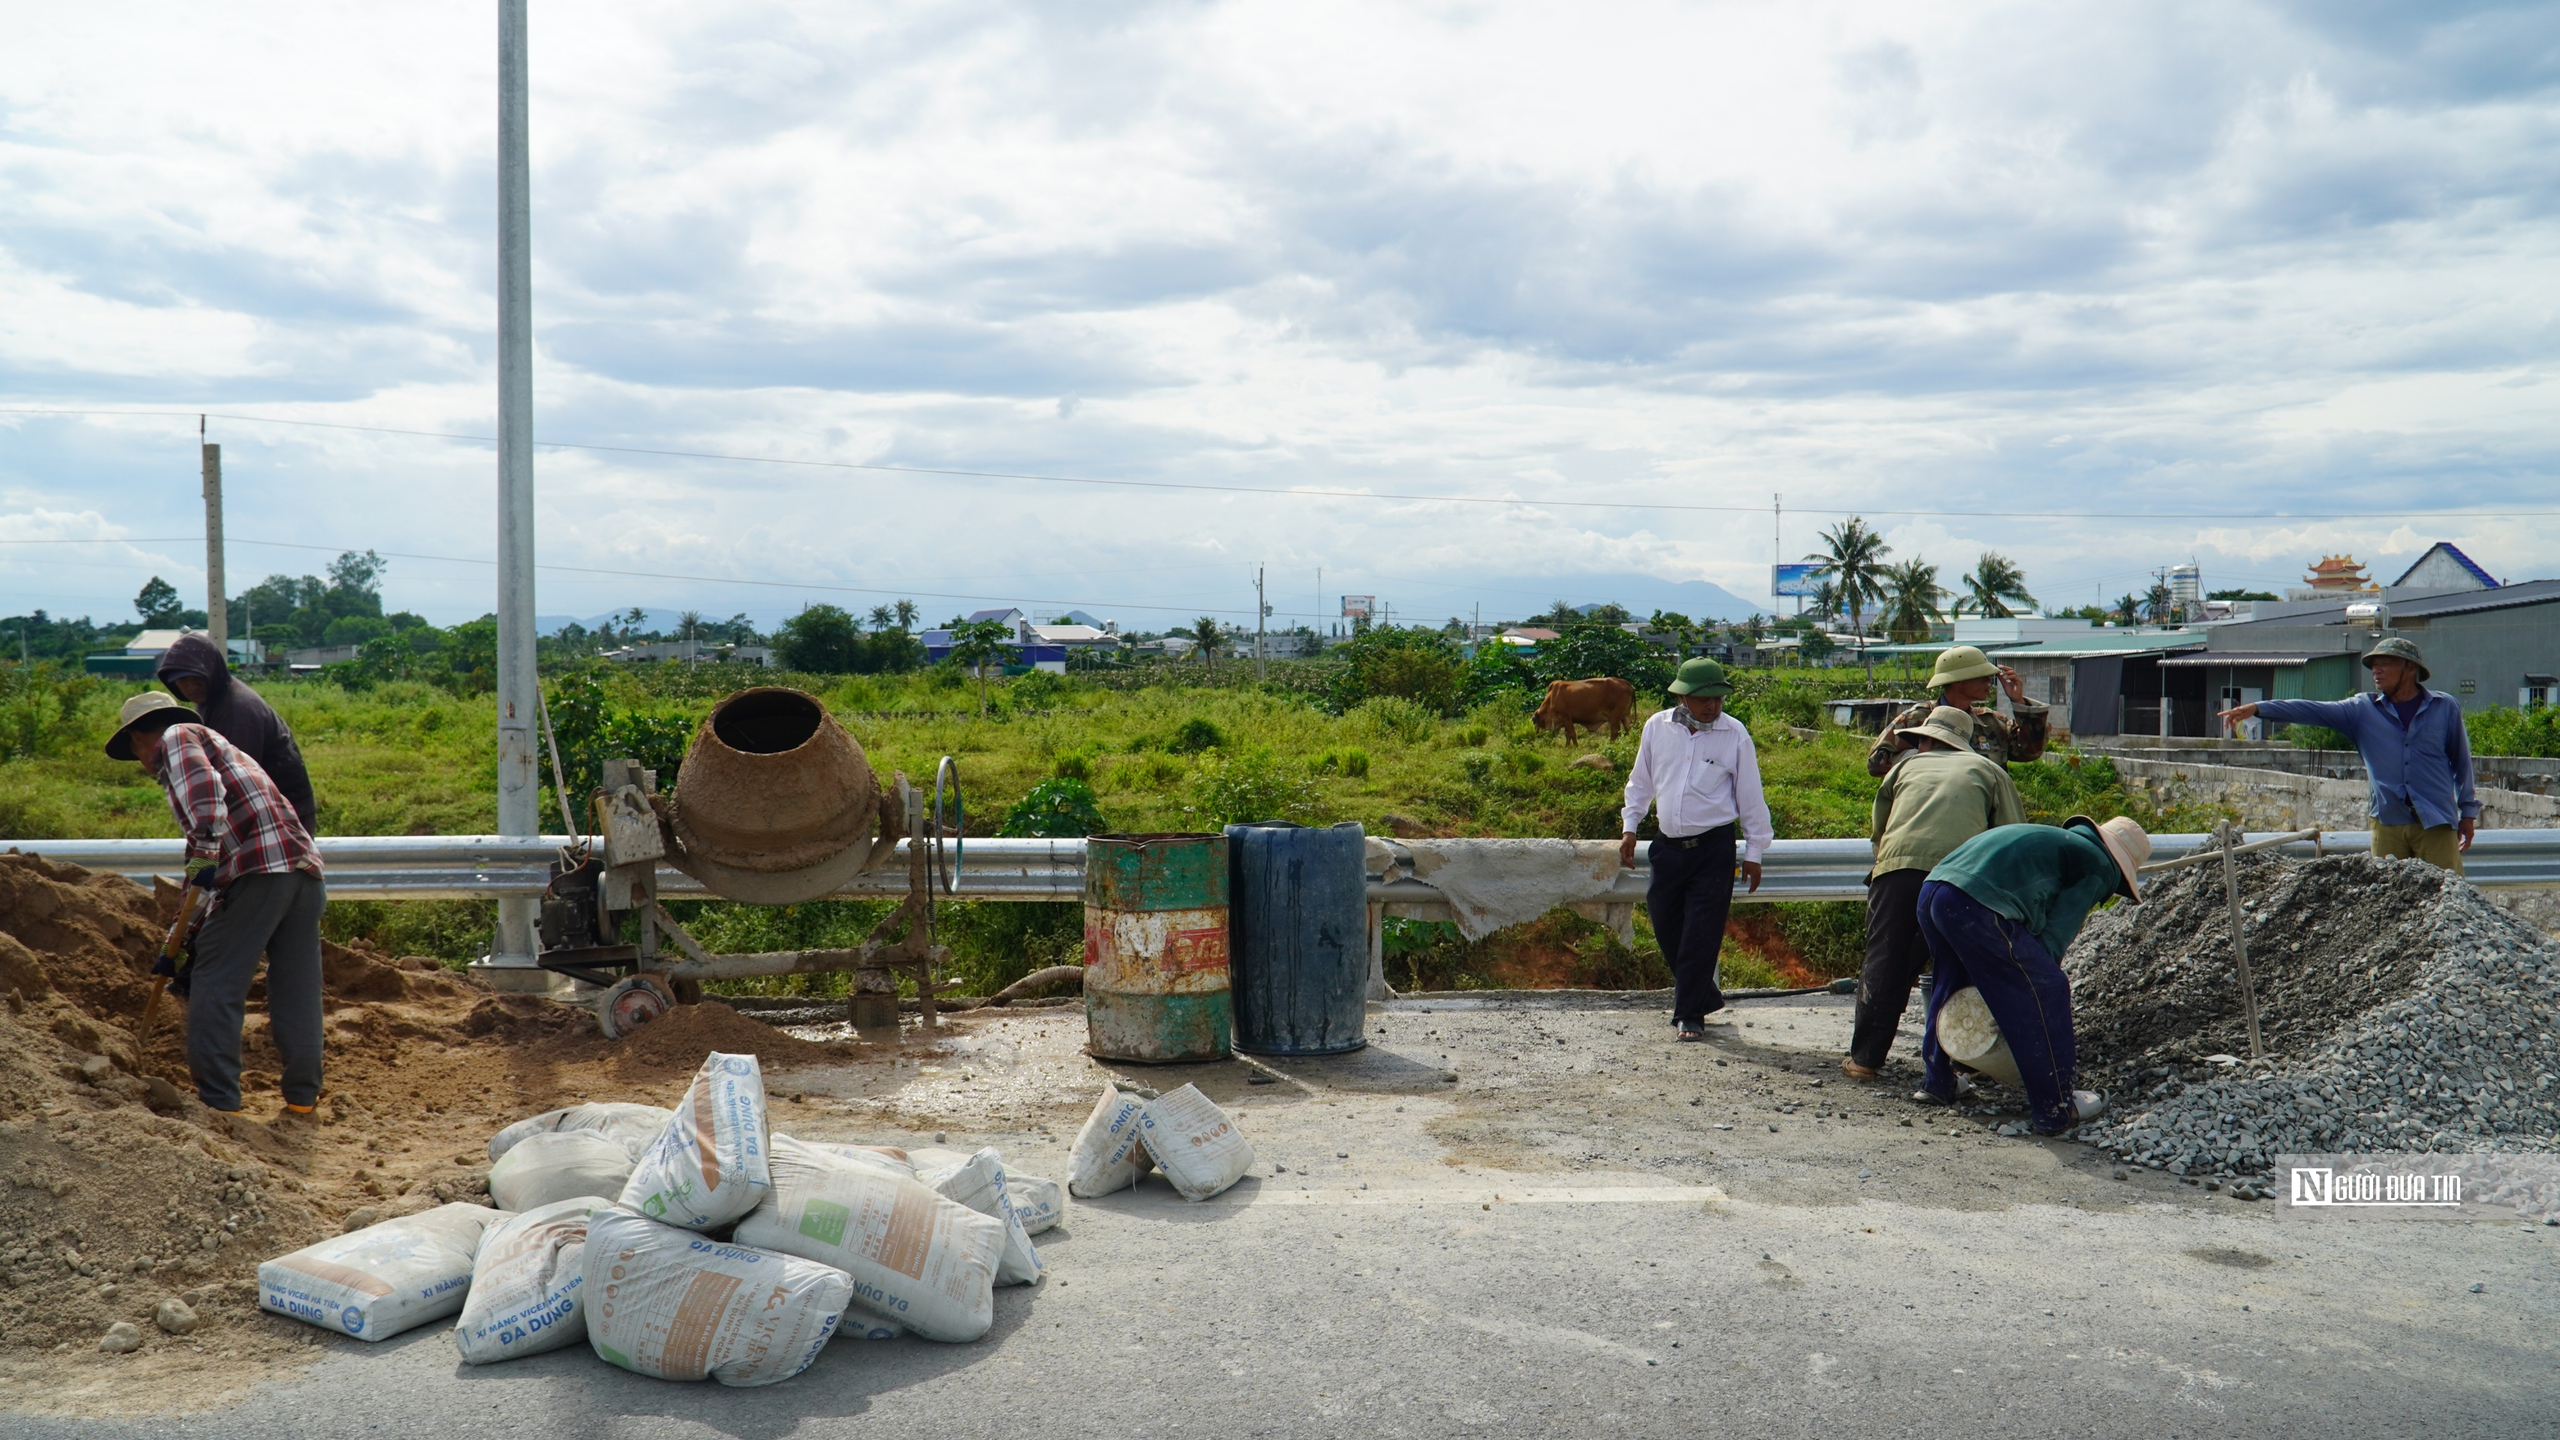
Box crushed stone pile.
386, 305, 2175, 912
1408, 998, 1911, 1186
2063, 852, 2560, 1178
0, 850, 859, 1415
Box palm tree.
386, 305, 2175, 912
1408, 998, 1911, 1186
867, 604, 894, 630
1805, 517, 1892, 680
1880, 559, 1949, 644
1184, 616, 1224, 675
2143, 581, 2177, 627
2113, 593, 2143, 627
677, 610, 702, 663
894, 599, 919, 631
1955, 553, 2038, 619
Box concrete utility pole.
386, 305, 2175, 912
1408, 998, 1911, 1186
490, 0, 541, 975
1254, 565, 1267, 681
201, 417, 226, 648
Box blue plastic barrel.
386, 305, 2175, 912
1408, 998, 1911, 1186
1223, 821, 1369, 1056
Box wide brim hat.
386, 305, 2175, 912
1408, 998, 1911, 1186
105, 692, 197, 761
1910, 705, 1976, 752
1667, 658, 1733, 696
1928, 645, 1999, 689
2362, 635, 2430, 683
2064, 814, 2150, 903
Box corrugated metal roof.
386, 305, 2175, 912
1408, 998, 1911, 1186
2156, 652, 2336, 668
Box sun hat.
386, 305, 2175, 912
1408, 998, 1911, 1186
2064, 814, 2151, 902
105, 691, 198, 761
1908, 705, 1977, 752
1666, 657, 1734, 697
1927, 645, 2000, 690
2362, 635, 2430, 683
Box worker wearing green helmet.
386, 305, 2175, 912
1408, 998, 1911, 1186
1865, 644, 2049, 778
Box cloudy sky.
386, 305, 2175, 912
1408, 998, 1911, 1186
4, 0, 2556, 632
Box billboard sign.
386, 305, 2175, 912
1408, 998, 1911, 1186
1340, 595, 1375, 618
1772, 563, 1824, 598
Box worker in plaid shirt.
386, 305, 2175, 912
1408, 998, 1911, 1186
107, 692, 327, 1122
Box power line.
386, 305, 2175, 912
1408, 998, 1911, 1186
6, 406, 2556, 523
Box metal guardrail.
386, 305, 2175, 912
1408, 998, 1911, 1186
15, 829, 2560, 905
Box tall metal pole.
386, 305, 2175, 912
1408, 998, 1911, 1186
491, 0, 541, 972
201, 419, 226, 650
1254, 565, 1266, 681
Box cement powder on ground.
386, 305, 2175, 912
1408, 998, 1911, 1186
2063, 853, 2560, 1178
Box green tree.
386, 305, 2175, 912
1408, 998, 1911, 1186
134, 576, 182, 625
1328, 625, 1463, 713
1179, 615, 1226, 674
773, 605, 862, 673
1806, 517, 1891, 679
1647, 610, 1700, 657
1879, 558, 1948, 643
2208, 588, 2278, 602
437, 617, 499, 694
2143, 581, 2177, 627
945, 618, 1014, 713
1955, 553, 2037, 618
1537, 621, 1675, 696
997, 777, 1111, 837
2113, 593, 2143, 627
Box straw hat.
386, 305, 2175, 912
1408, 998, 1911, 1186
104, 691, 197, 761
1908, 705, 1976, 752
1927, 645, 1999, 689
2065, 814, 2151, 902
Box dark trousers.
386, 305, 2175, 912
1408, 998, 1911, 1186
1648, 825, 1737, 1023
1915, 880, 2078, 1133
1849, 868, 1931, 1069
187, 870, 326, 1112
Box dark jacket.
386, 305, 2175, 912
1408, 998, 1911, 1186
156, 633, 318, 833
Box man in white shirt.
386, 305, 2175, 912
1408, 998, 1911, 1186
1619, 658, 1775, 1040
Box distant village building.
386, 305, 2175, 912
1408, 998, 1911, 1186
2296, 554, 2376, 597
2391, 542, 2498, 593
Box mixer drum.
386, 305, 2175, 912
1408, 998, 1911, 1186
664, 687, 881, 903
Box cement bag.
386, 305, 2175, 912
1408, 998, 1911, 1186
584, 1206, 851, 1387
1066, 1082, 1153, 1198
794, 1141, 916, 1178
455, 1198, 605, 1364
1139, 1084, 1256, 1202
734, 1135, 1004, 1342
490, 1131, 635, 1212
258, 1203, 499, 1342
930, 1149, 1042, 1286
1935, 987, 2024, 1088
915, 1152, 1064, 1236
489, 1102, 674, 1163
621, 1052, 772, 1229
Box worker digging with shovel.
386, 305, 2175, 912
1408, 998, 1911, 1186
106, 692, 328, 1135
1910, 814, 2150, 1133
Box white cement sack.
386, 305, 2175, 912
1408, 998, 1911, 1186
915, 1152, 1064, 1236
489, 1102, 674, 1163
840, 1314, 905, 1341
584, 1206, 851, 1387
490, 1131, 636, 1212
794, 1141, 916, 1178
734, 1136, 1004, 1342
1138, 1084, 1256, 1202
1066, 1083, 1153, 1197
258, 1203, 499, 1342
930, 1149, 1042, 1286
455, 1198, 606, 1364
620, 1052, 772, 1229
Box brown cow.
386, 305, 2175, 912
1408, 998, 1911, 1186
1531, 677, 1635, 743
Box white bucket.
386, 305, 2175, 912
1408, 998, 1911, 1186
1934, 987, 2023, 1088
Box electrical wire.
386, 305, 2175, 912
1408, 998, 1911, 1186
5, 406, 2554, 523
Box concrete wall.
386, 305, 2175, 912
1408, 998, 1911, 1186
2081, 736, 2560, 794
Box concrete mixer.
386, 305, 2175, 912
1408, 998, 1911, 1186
533, 686, 964, 1039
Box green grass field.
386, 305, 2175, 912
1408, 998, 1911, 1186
0, 662, 2201, 995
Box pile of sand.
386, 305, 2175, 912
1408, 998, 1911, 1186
0, 851, 856, 1414
2065, 853, 2560, 1178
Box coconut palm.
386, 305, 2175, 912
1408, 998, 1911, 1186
2143, 581, 2177, 626
2113, 593, 2143, 627
1183, 616, 1225, 675
1955, 553, 2038, 619
1805, 517, 1892, 679
1880, 559, 1949, 644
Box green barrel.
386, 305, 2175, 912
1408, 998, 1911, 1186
1083, 832, 1232, 1063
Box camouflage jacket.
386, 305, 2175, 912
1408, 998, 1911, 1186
1865, 698, 2050, 777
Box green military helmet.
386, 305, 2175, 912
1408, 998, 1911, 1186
1927, 645, 1999, 690
2362, 635, 2430, 683
1667, 657, 1734, 696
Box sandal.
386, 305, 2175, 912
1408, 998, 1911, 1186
1911, 1076, 1978, 1106
1675, 1021, 1707, 1042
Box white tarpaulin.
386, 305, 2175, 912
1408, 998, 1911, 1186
1400, 839, 1626, 940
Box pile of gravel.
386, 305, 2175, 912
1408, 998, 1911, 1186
2061, 853, 2560, 1178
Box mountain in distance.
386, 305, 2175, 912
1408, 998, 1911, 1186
1409, 573, 1773, 625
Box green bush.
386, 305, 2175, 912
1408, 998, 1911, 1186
1328, 627, 1463, 714
1005, 670, 1074, 711
0, 664, 102, 762
2286, 724, 2355, 752
321, 899, 497, 966
1348, 696, 1437, 745
2466, 704, 2560, 758
1168, 716, 1224, 754
1773, 902, 1865, 979
1188, 747, 1325, 826
998, 776, 1111, 837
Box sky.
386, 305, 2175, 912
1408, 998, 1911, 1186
4, 0, 2557, 634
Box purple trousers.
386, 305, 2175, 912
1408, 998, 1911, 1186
1915, 879, 2079, 1134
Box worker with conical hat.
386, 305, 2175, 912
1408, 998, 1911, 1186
1619, 658, 1775, 1041
1866, 644, 2049, 778
2219, 635, 2477, 873
1913, 815, 2150, 1134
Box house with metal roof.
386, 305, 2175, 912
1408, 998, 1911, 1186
1857, 618, 2213, 736
2391, 542, 2499, 593
2196, 578, 2560, 725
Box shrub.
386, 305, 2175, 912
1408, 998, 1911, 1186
0, 664, 100, 762
1460, 753, 1495, 785
1328, 627, 1463, 714
1168, 716, 1224, 753
1453, 724, 1490, 747
998, 776, 1111, 837
1006, 670, 1073, 711
2285, 724, 2354, 752
2466, 704, 2560, 758
1052, 748, 1095, 782
1348, 695, 1436, 745
1338, 746, 1370, 778
1187, 747, 1325, 827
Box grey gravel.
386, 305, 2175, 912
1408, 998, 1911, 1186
2062, 853, 2560, 1179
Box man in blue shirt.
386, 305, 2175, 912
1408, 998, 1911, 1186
2218, 636, 2479, 873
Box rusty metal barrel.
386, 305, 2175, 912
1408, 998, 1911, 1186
1082, 832, 1231, 1063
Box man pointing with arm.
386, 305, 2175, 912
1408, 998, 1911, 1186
1620, 659, 1775, 1042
